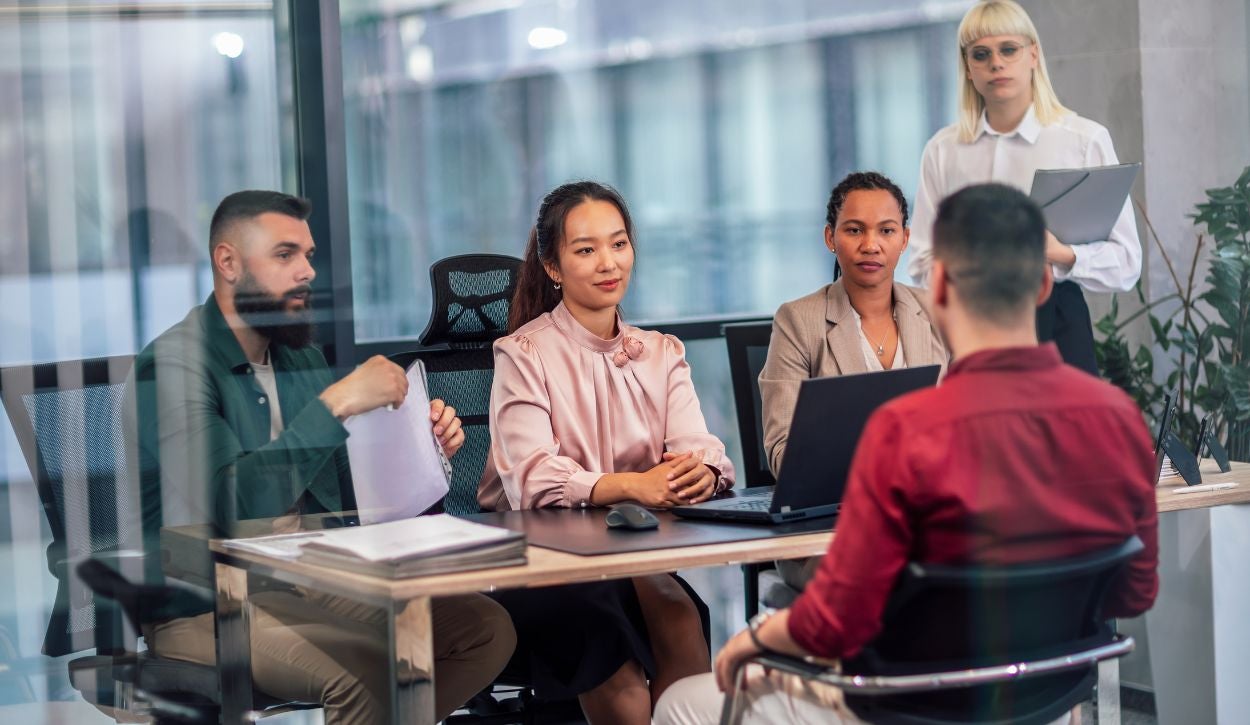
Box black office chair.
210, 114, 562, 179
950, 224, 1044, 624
0, 358, 138, 661
393, 345, 499, 518
418, 253, 524, 350
723, 537, 1143, 725
723, 321, 800, 619
391, 253, 523, 517
0, 357, 315, 722
723, 321, 775, 490
392, 253, 580, 723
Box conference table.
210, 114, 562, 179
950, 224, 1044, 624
198, 461, 1250, 725
202, 510, 834, 724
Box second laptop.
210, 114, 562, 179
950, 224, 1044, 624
673, 364, 941, 524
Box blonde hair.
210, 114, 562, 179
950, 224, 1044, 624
956, 0, 1070, 143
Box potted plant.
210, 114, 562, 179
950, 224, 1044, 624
1094, 166, 1250, 461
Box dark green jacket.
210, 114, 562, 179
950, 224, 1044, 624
129, 294, 355, 620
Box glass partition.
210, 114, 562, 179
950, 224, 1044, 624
340, 0, 966, 340
0, 2, 293, 718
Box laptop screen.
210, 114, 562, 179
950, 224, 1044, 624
773, 365, 941, 512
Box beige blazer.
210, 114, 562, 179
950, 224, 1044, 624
759, 280, 949, 476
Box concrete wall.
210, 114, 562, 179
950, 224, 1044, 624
1026, 0, 1249, 336
1024, 0, 1250, 694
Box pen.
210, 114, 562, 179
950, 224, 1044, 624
1172, 482, 1238, 494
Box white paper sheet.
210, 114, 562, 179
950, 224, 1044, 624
343, 360, 451, 525
222, 531, 326, 559
303, 514, 515, 562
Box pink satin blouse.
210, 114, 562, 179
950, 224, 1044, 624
478, 302, 736, 511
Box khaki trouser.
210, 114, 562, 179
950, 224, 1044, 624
143, 589, 515, 723
655, 669, 1074, 725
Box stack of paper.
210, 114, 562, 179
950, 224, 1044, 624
224, 515, 526, 578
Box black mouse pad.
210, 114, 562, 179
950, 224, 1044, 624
462, 508, 835, 556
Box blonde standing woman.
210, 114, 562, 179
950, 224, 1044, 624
907, 0, 1141, 376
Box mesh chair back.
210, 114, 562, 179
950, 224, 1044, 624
0, 357, 137, 657
723, 321, 775, 486
391, 348, 494, 516
418, 254, 522, 347
844, 536, 1144, 725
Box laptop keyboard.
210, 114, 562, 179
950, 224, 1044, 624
717, 496, 774, 512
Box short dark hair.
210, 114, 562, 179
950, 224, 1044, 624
932, 183, 1046, 325
826, 171, 910, 228
209, 190, 312, 251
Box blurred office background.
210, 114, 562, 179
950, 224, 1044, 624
1, 0, 1247, 720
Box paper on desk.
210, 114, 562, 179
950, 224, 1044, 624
222, 531, 326, 559
344, 360, 451, 525
302, 514, 516, 562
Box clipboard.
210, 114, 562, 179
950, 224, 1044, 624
1029, 162, 1140, 245
343, 359, 453, 525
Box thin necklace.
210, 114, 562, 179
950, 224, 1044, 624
867, 310, 898, 357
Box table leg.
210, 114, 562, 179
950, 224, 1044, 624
214, 562, 254, 724
1096, 657, 1120, 725
389, 595, 434, 724
1147, 504, 1250, 724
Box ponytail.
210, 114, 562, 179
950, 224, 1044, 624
508, 227, 563, 333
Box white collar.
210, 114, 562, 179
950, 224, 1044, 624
975, 104, 1042, 144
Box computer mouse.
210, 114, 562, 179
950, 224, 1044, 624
605, 503, 660, 531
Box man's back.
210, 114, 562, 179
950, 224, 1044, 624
787, 344, 1158, 659
886, 345, 1157, 571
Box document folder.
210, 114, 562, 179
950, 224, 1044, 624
1029, 162, 1140, 245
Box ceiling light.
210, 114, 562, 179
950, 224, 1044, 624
212, 32, 244, 59
527, 27, 567, 50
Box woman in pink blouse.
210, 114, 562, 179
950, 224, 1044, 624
479, 180, 736, 722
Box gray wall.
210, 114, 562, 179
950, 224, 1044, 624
1026, 0, 1250, 692
1028, 0, 1250, 333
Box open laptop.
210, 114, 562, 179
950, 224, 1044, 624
673, 365, 941, 524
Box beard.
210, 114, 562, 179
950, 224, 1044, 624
233, 271, 315, 349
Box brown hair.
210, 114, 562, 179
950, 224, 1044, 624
933, 182, 1046, 325
508, 181, 637, 333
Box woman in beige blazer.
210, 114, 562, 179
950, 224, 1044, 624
761, 172, 948, 590
761, 171, 949, 504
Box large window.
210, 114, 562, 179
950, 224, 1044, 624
0, 2, 292, 366
0, 1, 294, 711
340, 0, 965, 341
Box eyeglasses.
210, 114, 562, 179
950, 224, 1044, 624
965, 41, 1030, 68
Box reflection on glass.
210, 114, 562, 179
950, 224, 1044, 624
0, 4, 286, 366
341, 0, 964, 340
0, 3, 291, 721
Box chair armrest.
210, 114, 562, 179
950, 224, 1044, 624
721, 637, 1135, 724
749, 636, 1134, 696
77, 554, 214, 633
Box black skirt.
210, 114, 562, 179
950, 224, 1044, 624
1036, 280, 1099, 376
490, 575, 709, 700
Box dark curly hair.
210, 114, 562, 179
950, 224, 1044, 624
825, 171, 909, 228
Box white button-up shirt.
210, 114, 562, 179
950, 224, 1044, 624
908, 106, 1142, 294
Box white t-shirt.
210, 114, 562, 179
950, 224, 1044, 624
909, 105, 1141, 294
250, 355, 284, 442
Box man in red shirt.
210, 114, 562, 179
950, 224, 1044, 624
655, 183, 1159, 724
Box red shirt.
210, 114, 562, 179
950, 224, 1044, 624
787, 344, 1159, 659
